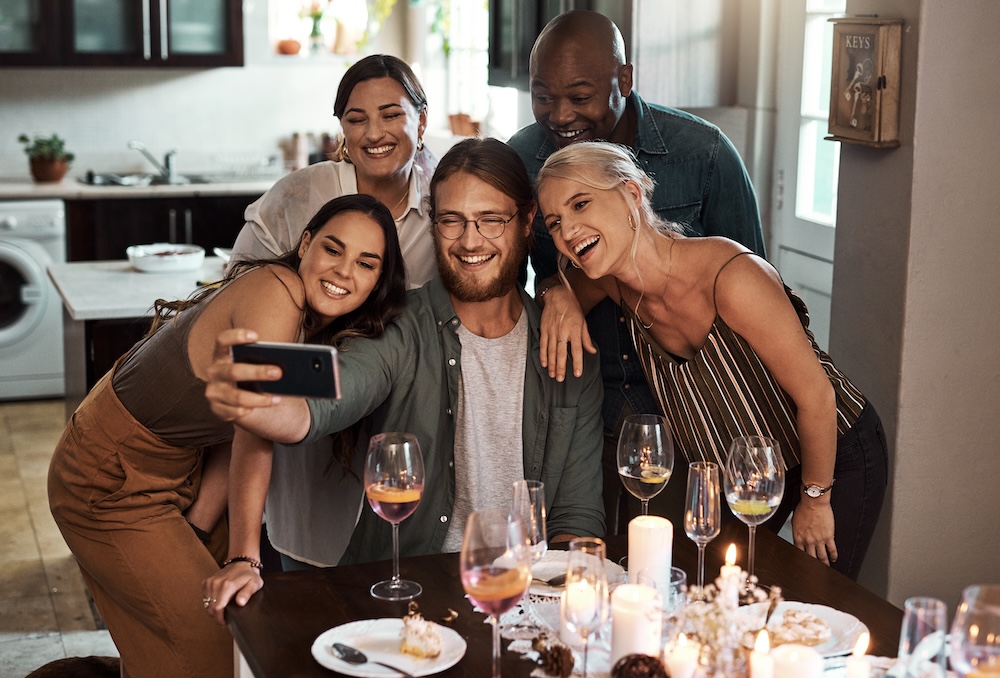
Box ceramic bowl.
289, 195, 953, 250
126, 243, 206, 273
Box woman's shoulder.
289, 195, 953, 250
227, 263, 305, 300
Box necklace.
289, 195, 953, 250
631, 235, 675, 330
389, 185, 409, 220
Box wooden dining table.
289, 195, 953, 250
227, 520, 902, 676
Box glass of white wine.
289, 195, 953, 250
722, 436, 784, 583
363, 432, 424, 601
617, 414, 674, 515
684, 461, 721, 588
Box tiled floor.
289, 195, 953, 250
0, 399, 118, 678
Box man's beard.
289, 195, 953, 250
435, 233, 529, 303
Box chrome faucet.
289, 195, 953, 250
128, 140, 185, 184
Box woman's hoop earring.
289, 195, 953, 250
417, 137, 425, 152
570, 260, 581, 269
628, 213, 636, 231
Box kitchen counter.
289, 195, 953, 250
48, 257, 227, 416
49, 257, 226, 320
0, 176, 278, 200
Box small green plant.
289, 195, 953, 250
18, 133, 75, 162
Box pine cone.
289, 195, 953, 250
537, 640, 574, 677
611, 653, 669, 678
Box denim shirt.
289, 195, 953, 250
508, 91, 765, 434
304, 278, 606, 563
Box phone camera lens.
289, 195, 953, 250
312, 358, 322, 372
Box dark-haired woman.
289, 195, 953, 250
47, 195, 407, 677
230, 54, 440, 570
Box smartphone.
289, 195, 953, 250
230, 342, 341, 399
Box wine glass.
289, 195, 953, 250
561, 537, 609, 678
722, 436, 784, 583
950, 584, 1000, 676
460, 508, 532, 678
684, 461, 722, 588
363, 432, 424, 601
617, 414, 675, 515
511, 479, 547, 563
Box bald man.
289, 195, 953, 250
507, 10, 765, 534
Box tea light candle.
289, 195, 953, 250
771, 643, 823, 678
718, 544, 741, 607
845, 632, 871, 678
611, 583, 663, 665
627, 516, 672, 596
749, 630, 774, 678
663, 633, 699, 678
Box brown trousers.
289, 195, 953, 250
48, 371, 232, 678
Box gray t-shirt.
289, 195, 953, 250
442, 310, 528, 552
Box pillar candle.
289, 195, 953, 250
845, 632, 871, 678
749, 630, 774, 678
771, 643, 823, 678
663, 633, 700, 678
611, 583, 662, 666
627, 516, 672, 597
718, 544, 742, 608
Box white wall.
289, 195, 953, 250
833, 0, 1000, 608
0, 3, 410, 179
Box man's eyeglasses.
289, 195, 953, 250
434, 213, 517, 240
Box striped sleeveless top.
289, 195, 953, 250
624, 265, 866, 471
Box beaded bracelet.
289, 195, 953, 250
222, 556, 263, 570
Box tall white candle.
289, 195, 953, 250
845, 632, 871, 678
749, 630, 774, 678
627, 516, 672, 597
718, 543, 742, 608
663, 633, 699, 678
771, 643, 823, 678
611, 583, 663, 666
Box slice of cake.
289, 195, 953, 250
400, 606, 442, 658
768, 608, 832, 647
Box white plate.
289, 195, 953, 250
126, 243, 205, 273
743, 601, 870, 658
311, 618, 467, 677
529, 550, 626, 597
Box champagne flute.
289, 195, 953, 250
684, 461, 721, 588
950, 584, 1000, 676
511, 479, 547, 563
722, 436, 784, 583
617, 414, 674, 515
460, 508, 532, 678
363, 432, 424, 601
561, 537, 609, 678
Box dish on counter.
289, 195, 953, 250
212, 247, 232, 262
311, 618, 466, 677
742, 600, 870, 658
529, 550, 626, 597
126, 243, 206, 273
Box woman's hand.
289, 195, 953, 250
539, 284, 596, 382
201, 561, 264, 626
205, 329, 282, 422
791, 499, 838, 566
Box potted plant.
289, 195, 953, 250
18, 133, 75, 183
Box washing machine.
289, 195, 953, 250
0, 199, 66, 400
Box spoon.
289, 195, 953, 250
331, 642, 417, 677
531, 573, 567, 588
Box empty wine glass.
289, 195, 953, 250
950, 584, 1000, 676
684, 461, 721, 588
722, 436, 784, 583
561, 537, 609, 678
460, 508, 532, 678
511, 479, 547, 563
617, 414, 675, 515
898, 596, 948, 678
363, 432, 424, 601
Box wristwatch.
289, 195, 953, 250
802, 480, 835, 498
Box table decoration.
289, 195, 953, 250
719, 544, 742, 608
611, 584, 663, 665
664, 633, 700, 678
627, 515, 672, 597
771, 643, 823, 678
749, 630, 774, 678
845, 632, 871, 678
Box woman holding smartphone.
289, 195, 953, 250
47, 195, 407, 677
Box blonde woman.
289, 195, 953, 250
535, 141, 887, 580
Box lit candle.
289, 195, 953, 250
663, 633, 700, 678
749, 630, 774, 678
718, 544, 742, 608
559, 582, 598, 649
610, 583, 663, 666
771, 643, 823, 678
627, 516, 672, 597
845, 632, 871, 678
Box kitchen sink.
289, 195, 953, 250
79, 172, 213, 187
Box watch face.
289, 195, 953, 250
804, 485, 823, 497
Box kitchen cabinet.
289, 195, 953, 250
66, 194, 254, 261
0, 0, 243, 68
